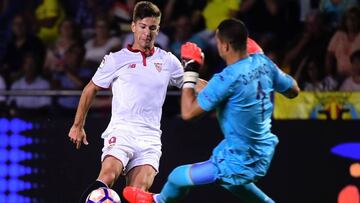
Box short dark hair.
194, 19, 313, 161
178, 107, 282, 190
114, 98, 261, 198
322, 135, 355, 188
350, 50, 360, 63
133, 1, 161, 22
217, 18, 248, 51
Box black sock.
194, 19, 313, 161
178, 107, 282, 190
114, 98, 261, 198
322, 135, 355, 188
79, 180, 108, 203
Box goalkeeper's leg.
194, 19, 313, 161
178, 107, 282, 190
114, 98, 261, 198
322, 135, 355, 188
123, 160, 218, 203
154, 160, 218, 203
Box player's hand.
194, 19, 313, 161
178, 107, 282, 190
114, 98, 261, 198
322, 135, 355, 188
182, 59, 201, 88
181, 42, 204, 65
181, 42, 204, 88
68, 125, 89, 149
183, 59, 201, 73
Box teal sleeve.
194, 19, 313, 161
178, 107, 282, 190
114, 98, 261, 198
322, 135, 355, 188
271, 63, 293, 93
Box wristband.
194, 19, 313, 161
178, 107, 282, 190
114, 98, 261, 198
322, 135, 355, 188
182, 83, 196, 89
183, 71, 199, 84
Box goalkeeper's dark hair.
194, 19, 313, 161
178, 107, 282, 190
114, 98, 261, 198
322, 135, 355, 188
217, 18, 248, 52
133, 1, 161, 22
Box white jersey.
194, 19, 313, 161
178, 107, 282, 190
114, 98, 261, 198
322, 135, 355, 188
92, 46, 184, 139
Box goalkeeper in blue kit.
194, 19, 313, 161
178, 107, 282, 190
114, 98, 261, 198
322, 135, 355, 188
123, 18, 300, 203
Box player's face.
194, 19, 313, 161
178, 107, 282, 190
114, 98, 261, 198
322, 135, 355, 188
132, 17, 160, 50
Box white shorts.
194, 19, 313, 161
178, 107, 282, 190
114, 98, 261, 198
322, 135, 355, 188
101, 129, 162, 174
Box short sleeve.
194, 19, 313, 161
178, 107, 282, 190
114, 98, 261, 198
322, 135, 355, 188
92, 53, 117, 88
197, 68, 235, 111
168, 53, 184, 88
271, 62, 293, 93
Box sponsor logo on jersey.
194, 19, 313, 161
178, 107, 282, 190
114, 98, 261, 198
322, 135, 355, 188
128, 64, 136, 69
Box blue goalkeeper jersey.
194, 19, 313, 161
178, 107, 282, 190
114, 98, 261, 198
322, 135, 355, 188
197, 53, 293, 184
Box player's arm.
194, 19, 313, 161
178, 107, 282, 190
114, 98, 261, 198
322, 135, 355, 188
281, 79, 300, 99
273, 64, 300, 99
72, 81, 102, 127
181, 88, 205, 120
69, 81, 102, 149
180, 42, 206, 120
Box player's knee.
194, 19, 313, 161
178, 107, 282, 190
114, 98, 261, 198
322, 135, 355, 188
168, 165, 193, 187
98, 169, 118, 186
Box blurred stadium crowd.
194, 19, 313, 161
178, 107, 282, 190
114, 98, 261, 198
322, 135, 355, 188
0, 0, 359, 117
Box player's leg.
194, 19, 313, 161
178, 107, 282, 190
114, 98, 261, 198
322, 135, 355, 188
98, 156, 124, 187
122, 164, 158, 203
220, 141, 276, 203
123, 160, 218, 203
223, 183, 275, 203
156, 160, 218, 203
126, 164, 157, 190
78, 156, 124, 203
122, 140, 162, 203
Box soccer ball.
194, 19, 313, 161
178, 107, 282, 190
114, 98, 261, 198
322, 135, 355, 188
86, 187, 121, 203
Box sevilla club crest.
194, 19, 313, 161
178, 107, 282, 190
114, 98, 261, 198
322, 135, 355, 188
154, 62, 162, 72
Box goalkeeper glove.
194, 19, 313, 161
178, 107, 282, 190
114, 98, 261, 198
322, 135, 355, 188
180, 42, 203, 88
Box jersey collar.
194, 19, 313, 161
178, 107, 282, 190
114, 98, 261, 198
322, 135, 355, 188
127, 44, 155, 66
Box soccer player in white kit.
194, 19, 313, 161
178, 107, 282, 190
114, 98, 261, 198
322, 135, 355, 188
68, 1, 185, 202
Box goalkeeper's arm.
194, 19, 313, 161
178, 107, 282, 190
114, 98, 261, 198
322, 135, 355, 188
180, 42, 206, 120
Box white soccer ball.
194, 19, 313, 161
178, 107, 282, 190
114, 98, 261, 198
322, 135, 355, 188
86, 187, 121, 203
